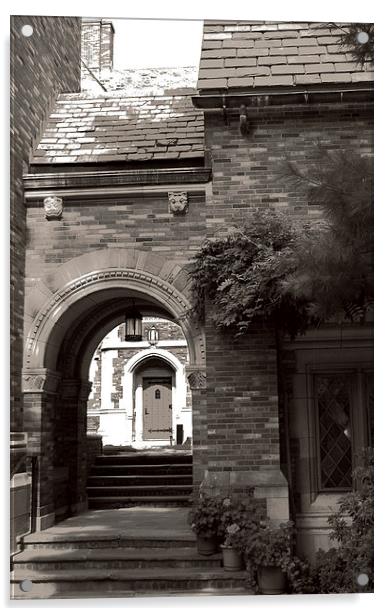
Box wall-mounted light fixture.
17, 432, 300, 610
147, 325, 159, 346
125, 304, 142, 342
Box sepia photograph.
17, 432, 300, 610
9, 12, 373, 601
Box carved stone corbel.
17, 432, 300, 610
168, 191, 188, 215
43, 195, 63, 220
22, 369, 62, 394
187, 368, 207, 390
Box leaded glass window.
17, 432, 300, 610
315, 375, 352, 490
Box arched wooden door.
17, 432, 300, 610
143, 377, 172, 440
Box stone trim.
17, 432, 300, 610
187, 368, 207, 390
22, 369, 62, 394
24, 167, 212, 192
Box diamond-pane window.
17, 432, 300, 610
316, 376, 352, 489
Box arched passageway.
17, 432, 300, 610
22, 250, 206, 530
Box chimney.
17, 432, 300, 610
81, 19, 114, 73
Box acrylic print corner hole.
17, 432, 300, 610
21, 24, 33, 37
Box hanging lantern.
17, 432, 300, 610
147, 325, 159, 345
125, 305, 142, 342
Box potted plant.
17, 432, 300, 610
219, 497, 259, 571
244, 521, 293, 594
221, 523, 243, 571
188, 495, 223, 555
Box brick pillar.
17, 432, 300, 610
22, 369, 62, 531
201, 319, 289, 522
59, 379, 92, 515
187, 368, 207, 487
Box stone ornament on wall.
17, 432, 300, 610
43, 195, 63, 219
168, 191, 188, 215
187, 370, 206, 390
22, 369, 62, 394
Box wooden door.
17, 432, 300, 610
143, 378, 172, 440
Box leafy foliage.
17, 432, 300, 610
219, 497, 259, 550
283, 150, 373, 323
190, 209, 311, 337
312, 449, 374, 593
190, 149, 373, 336
188, 495, 223, 539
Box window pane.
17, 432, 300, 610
365, 373, 374, 447
316, 376, 352, 489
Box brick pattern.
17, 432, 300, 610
10, 16, 81, 431
197, 21, 373, 90
204, 101, 373, 234
25, 192, 206, 285
31, 94, 204, 164
205, 321, 280, 472
81, 19, 114, 73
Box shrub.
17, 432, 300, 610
312, 449, 374, 593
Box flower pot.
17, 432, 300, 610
197, 535, 218, 556
257, 566, 287, 595
221, 546, 243, 571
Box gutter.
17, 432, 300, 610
192, 84, 373, 110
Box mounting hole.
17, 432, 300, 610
21, 24, 33, 37
356, 31, 369, 45
356, 573, 369, 587
19, 579, 33, 592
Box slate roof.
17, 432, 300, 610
31, 94, 204, 165
197, 21, 374, 91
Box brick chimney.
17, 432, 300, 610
81, 19, 114, 73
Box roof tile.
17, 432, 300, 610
31, 94, 204, 165
197, 21, 373, 91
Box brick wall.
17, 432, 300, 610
199, 100, 373, 498
10, 16, 81, 431
25, 192, 206, 287
204, 102, 373, 236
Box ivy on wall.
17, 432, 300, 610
190, 149, 373, 337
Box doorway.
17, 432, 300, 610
143, 377, 172, 440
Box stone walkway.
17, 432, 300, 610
26, 507, 195, 542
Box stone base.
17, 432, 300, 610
200, 467, 289, 523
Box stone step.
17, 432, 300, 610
90, 464, 193, 476
95, 454, 192, 466
21, 534, 196, 551
13, 587, 251, 600
11, 566, 249, 599
87, 495, 192, 509
13, 547, 222, 571
87, 485, 193, 497
88, 474, 192, 486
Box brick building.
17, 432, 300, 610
11, 17, 373, 566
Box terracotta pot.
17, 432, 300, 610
197, 535, 218, 556
257, 566, 287, 595
221, 546, 243, 571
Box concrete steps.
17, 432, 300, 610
11, 523, 251, 599
87, 452, 193, 509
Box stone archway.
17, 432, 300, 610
119, 348, 189, 448
22, 249, 206, 530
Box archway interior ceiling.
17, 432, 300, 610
50, 289, 185, 381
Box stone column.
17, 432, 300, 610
22, 368, 62, 530
187, 366, 207, 488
